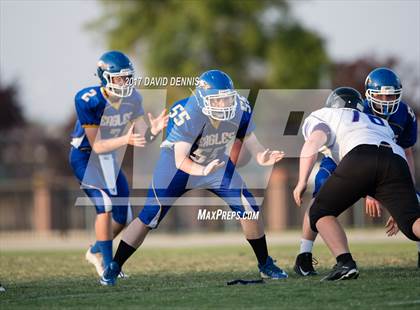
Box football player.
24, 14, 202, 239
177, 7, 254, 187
100, 70, 288, 286
293, 68, 419, 276
69, 51, 168, 277
293, 87, 420, 280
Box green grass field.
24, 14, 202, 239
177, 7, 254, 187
1, 242, 420, 309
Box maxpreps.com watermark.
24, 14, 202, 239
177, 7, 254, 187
197, 209, 259, 221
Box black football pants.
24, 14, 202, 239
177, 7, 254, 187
309, 143, 420, 241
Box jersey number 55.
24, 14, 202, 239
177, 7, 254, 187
169, 104, 191, 126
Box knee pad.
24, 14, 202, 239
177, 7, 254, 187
313, 169, 332, 198
126, 205, 133, 224
396, 217, 420, 242
309, 203, 336, 233
138, 204, 171, 229
309, 207, 319, 233
112, 205, 129, 225
89, 190, 113, 214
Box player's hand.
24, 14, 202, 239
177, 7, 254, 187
385, 216, 399, 236
256, 149, 285, 166
203, 159, 225, 176
293, 181, 307, 207
365, 196, 382, 218
126, 124, 147, 147
148, 109, 169, 135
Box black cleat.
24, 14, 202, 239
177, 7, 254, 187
294, 252, 318, 276
417, 252, 420, 268
321, 260, 359, 281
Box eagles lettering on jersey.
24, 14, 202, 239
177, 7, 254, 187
161, 94, 255, 165
303, 107, 406, 163
70, 86, 144, 150
363, 99, 417, 149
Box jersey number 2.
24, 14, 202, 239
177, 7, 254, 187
81, 89, 97, 102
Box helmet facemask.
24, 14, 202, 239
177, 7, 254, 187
200, 90, 237, 121
103, 69, 134, 98
366, 86, 402, 116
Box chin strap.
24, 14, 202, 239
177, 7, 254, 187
227, 279, 264, 286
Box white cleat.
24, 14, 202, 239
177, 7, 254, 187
118, 270, 130, 279
0, 283, 5, 292
85, 246, 105, 277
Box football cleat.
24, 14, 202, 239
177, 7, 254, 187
417, 252, 420, 268
0, 283, 5, 292
118, 270, 129, 279
258, 256, 288, 279
100, 261, 121, 286
294, 252, 318, 276
321, 260, 359, 281
85, 246, 105, 276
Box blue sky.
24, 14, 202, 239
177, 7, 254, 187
1, 0, 419, 125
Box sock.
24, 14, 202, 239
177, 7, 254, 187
336, 253, 354, 264
97, 240, 113, 268
417, 241, 420, 252
90, 241, 101, 254
299, 239, 314, 254
114, 240, 137, 268
247, 235, 269, 266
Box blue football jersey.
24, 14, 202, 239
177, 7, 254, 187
161, 95, 255, 165
363, 99, 417, 148
70, 86, 144, 150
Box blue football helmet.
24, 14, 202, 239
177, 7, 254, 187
365, 67, 402, 116
195, 70, 237, 121
97, 51, 134, 98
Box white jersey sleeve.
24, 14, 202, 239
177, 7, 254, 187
302, 108, 339, 163
302, 111, 335, 147
302, 108, 406, 163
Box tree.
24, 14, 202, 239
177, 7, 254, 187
331, 57, 398, 96
331, 57, 420, 112
89, 0, 329, 92
0, 82, 25, 131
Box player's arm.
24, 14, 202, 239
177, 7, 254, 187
399, 105, 417, 183
242, 133, 285, 166
174, 141, 224, 176
133, 109, 169, 143
293, 129, 328, 207
75, 90, 146, 153
84, 125, 145, 154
